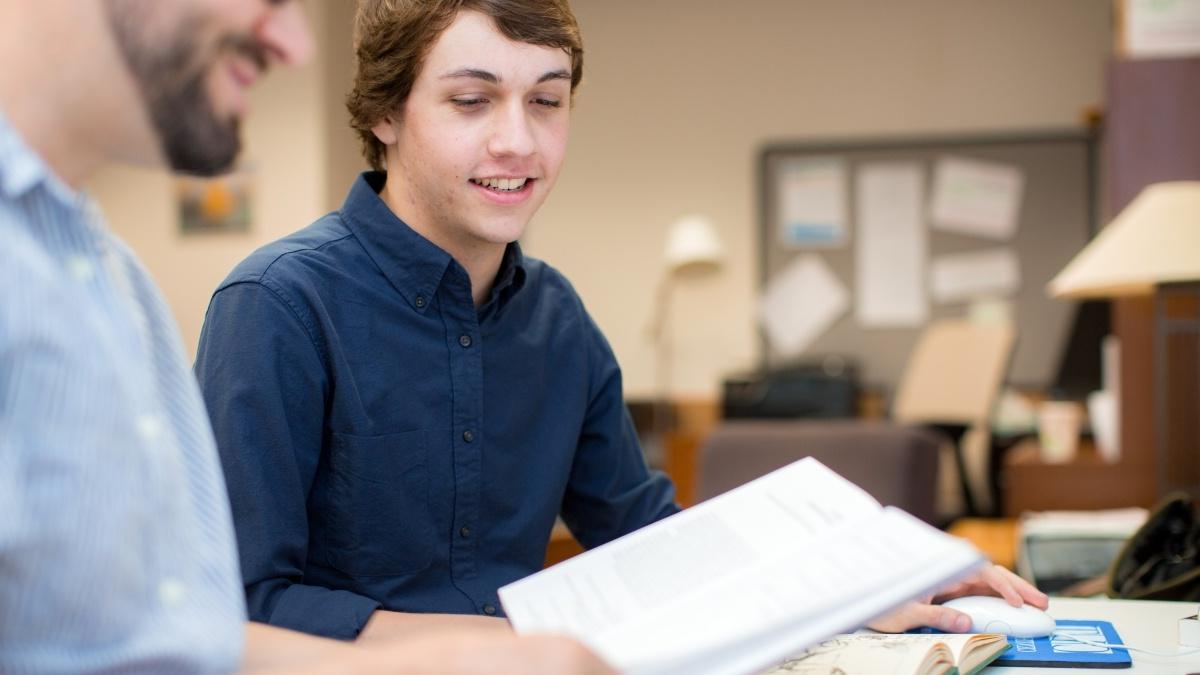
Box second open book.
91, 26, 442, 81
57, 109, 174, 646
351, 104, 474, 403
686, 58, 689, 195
767, 632, 1008, 675
499, 458, 987, 675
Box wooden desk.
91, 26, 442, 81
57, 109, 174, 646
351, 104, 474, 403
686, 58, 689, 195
948, 517, 1018, 571
989, 597, 1200, 673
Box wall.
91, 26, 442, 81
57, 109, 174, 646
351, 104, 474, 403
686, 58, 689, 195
89, 0, 1112, 401
525, 0, 1112, 398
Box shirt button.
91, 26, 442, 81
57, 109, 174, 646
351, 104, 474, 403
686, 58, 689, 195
158, 578, 187, 608
483, 603, 497, 616
459, 334, 473, 348
136, 414, 164, 442
414, 295, 427, 308
459, 526, 471, 539
462, 430, 474, 443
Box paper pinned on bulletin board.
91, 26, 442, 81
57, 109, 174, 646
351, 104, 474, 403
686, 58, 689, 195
930, 248, 1021, 303
855, 161, 928, 327
759, 254, 849, 358
1125, 0, 1200, 58
775, 157, 848, 248
930, 156, 1024, 241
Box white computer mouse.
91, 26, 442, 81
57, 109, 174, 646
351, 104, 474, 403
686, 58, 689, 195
942, 595, 1056, 638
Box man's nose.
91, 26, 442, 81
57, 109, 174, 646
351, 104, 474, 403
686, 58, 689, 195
255, 2, 314, 67
488, 102, 538, 159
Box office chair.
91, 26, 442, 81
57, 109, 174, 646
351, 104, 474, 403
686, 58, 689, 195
696, 319, 1015, 523
891, 319, 1016, 518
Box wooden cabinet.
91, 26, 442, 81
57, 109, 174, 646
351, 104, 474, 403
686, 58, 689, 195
1000, 438, 1156, 516
1105, 57, 1200, 502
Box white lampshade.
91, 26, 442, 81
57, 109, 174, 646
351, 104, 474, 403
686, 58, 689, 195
663, 214, 723, 274
1049, 181, 1200, 298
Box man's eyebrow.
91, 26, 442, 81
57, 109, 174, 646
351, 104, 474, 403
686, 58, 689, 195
440, 68, 499, 83
438, 68, 572, 85
537, 69, 572, 84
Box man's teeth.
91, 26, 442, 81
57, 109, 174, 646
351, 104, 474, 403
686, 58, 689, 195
472, 177, 528, 192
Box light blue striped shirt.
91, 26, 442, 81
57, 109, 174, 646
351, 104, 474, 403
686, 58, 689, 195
0, 113, 246, 672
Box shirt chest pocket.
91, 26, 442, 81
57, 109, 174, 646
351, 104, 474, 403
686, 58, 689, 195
325, 429, 433, 577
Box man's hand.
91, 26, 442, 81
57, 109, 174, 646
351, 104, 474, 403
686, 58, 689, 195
356, 631, 617, 675
867, 564, 1048, 633
358, 609, 510, 643
244, 622, 615, 674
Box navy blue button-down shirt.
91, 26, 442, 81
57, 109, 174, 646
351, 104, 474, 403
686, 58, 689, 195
195, 172, 678, 640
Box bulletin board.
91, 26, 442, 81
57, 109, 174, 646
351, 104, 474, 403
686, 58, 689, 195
757, 131, 1097, 390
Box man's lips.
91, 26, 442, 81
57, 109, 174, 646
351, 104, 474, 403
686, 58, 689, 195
470, 177, 533, 192
228, 60, 259, 88
469, 177, 537, 204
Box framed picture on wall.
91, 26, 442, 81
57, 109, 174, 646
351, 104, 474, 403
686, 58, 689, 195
177, 162, 254, 235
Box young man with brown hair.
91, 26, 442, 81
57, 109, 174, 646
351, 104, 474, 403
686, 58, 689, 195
0, 0, 612, 672
196, 0, 1047, 645
197, 0, 678, 643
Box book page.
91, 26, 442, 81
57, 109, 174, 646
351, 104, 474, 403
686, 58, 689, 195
500, 459, 985, 675
762, 633, 1005, 675
945, 633, 1007, 674
853, 634, 1002, 666
651, 512, 984, 675
764, 634, 954, 675
503, 459, 881, 637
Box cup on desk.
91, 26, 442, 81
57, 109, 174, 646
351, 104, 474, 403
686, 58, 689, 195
1087, 390, 1119, 463
1038, 401, 1084, 463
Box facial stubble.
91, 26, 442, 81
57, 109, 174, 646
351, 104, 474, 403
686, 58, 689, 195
104, 3, 266, 176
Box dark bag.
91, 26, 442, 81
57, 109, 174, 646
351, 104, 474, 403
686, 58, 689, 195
1106, 492, 1200, 601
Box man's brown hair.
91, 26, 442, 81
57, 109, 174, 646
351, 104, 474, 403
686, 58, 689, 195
347, 0, 584, 172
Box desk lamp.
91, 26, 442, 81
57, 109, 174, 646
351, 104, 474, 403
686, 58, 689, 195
647, 215, 723, 440
1048, 181, 1200, 497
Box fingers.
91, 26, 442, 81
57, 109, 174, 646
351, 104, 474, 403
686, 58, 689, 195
924, 606, 975, 633
988, 565, 1049, 609
933, 564, 1049, 609
868, 565, 1049, 637
979, 564, 1025, 606
866, 601, 972, 634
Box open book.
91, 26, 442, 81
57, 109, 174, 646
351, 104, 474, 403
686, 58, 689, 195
499, 458, 986, 675
764, 632, 1009, 675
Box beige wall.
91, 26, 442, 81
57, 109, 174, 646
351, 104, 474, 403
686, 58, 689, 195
89, 0, 1111, 399
89, 0, 352, 354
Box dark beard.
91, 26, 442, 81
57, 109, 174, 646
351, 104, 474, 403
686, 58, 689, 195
104, 6, 264, 176
147, 58, 241, 177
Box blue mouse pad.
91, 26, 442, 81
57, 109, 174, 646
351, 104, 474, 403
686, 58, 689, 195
993, 619, 1131, 669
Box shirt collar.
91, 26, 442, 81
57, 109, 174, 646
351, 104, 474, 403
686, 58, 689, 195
487, 239, 527, 308
340, 171, 527, 312
0, 109, 83, 206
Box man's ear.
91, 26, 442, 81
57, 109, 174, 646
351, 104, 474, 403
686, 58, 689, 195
371, 117, 398, 145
